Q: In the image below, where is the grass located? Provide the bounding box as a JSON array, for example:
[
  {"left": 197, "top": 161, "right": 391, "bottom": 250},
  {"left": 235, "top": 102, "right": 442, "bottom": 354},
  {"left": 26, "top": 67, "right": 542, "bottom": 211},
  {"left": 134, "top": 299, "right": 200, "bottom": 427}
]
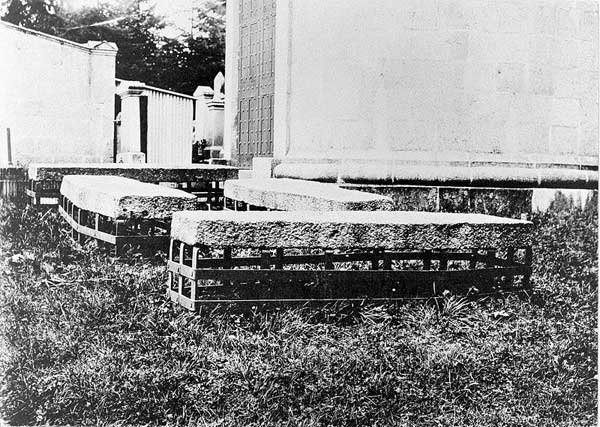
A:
[{"left": 0, "top": 196, "right": 596, "bottom": 426}]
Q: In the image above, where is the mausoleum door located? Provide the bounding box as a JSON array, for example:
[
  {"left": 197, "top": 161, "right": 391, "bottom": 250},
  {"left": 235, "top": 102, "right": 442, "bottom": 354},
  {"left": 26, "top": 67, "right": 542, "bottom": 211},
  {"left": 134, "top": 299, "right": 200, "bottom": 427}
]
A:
[{"left": 236, "top": 0, "right": 276, "bottom": 167}]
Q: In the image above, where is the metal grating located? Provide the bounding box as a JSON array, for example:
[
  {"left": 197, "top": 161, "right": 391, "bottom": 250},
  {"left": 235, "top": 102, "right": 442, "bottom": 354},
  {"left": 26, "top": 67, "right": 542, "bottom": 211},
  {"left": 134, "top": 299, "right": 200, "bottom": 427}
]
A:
[{"left": 237, "top": 0, "right": 276, "bottom": 167}]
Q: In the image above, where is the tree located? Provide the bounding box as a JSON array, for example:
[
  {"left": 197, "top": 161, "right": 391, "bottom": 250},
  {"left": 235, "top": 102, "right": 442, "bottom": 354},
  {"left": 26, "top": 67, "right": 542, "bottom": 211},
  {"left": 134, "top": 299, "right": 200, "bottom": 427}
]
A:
[
  {"left": 61, "top": 0, "right": 167, "bottom": 86},
  {"left": 1, "top": 0, "right": 65, "bottom": 35},
  {"left": 153, "top": 0, "right": 225, "bottom": 93}
]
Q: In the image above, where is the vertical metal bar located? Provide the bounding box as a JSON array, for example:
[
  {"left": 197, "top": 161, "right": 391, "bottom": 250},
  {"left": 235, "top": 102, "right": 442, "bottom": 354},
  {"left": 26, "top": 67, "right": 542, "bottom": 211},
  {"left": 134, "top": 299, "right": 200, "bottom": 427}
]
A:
[
  {"left": 168, "top": 239, "right": 175, "bottom": 262},
  {"left": 470, "top": 249, "right": 478, "bottom": 270},
  {"left": 190, "top": 247, "right": 199, "bottom": 310},
  {"left": 383, "top": 251, "right": 392, "bottom": 270},
  {"left": 260, "top": 251, "right": 271, "bottom": 269},
  {"left": 423, "top": 250, "right": 432, "bottom": 270},
  {"left": 178, "top": 242, "right": 185, "bottom": 301},
  {"left": 523, "top": 246, "right": 533, "bottom": 288},
  {"left": 486, "top": 249, "right": 495, "bottom": 268},
  {"left": 223, "top": 247, "right": 232, "bottom": 269},
  {"left": 505, "top": 247, "right": 515, "bottom": 287},
  {"left": 324, "top": 251, "right": 334, "bottom": 270},
  {"left": 506, "top": 247, "right": 516, "bottom": 266},
  {"left": 439, "top": 252, "right": 448, "bottom": 271},
  {"left": 275, "top": 248, "right": 284, "bottom": 269},
  {"left": 371, "top": 249, "right": 380, "bottom": 270},
  {"left": 76, "top": 208, "right": 82, "bottom": 244}
]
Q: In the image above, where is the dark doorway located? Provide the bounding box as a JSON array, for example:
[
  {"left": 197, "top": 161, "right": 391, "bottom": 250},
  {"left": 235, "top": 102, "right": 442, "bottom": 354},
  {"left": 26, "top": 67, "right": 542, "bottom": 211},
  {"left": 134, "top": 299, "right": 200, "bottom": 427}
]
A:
[{"left": 235, "top": 0, "right": 276, "bottom": 167}]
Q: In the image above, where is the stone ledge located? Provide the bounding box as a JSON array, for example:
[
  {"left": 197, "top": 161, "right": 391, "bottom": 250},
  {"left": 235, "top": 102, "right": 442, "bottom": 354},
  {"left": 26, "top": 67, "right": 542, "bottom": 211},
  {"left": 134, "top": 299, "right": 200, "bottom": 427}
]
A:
[
  {"left": 224, "top": 178, "right": 394, "bottom": 211},
  {"left": 273, "top": 162, "right": 598, "bottom": 189},
  {"left": 29, "top": 163, "right": 239, "bottom": 182},
  {"left": 61, "top": 175, "right": 200, "bottom": 220},
  {"left": 171, "top": 210, "right": 532, "bottom": 249}
]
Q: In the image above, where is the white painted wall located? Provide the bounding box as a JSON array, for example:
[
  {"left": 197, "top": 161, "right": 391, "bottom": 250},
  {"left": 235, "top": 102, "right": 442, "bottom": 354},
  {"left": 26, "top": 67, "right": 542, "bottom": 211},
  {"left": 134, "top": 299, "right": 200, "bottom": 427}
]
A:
[
  {"left": 0, "top": 21, "right": 117, "bottom": 165},
  {"left": 117, "top": 81, "right": 195, "bottom": 164},
  {"left": 146, "top": 89, "right": 194, "bottom": 164},
  {"left": 266, "top": 0, "right": 598, "bottom": 183}
]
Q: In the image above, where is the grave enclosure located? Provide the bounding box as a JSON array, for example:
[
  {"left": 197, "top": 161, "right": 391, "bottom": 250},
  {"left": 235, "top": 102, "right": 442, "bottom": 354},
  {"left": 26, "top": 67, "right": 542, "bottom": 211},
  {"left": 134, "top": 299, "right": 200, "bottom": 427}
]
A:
[
  {"left": 27, "top": 163, "right": 239, "bottom": 207},
  {"left": 167, "top": 211, "right": 533, "bottom": 309},
  {"left": 58, "top": 175, "right": 201, "bottom": 255}
]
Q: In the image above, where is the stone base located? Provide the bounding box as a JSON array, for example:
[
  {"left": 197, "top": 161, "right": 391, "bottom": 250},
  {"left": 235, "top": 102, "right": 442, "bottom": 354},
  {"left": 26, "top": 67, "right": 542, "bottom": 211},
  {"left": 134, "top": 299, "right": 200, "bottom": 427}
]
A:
[
  {"left": 252, "top": 157, "right": 275, "bottom": 179},
  {"left": 340, "top": 184, "right": 533, "bottom": 219}
]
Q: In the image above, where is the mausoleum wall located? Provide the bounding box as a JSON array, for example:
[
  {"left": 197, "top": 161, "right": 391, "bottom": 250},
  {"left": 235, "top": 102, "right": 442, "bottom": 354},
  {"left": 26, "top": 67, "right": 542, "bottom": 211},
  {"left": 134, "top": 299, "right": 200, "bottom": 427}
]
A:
[{"left": 266, "top": 0, "right": 598, "bottom": 186}]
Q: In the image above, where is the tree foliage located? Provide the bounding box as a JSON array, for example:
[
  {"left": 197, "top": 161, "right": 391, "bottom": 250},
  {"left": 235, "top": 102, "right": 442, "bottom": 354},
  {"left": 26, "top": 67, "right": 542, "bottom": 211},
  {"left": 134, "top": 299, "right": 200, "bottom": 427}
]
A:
[
  {"left": 1, "top": 0, "right": 226, "bottom": 94},
  {"left": 2, "top": 0, "right": 64, "bottom": 34}
]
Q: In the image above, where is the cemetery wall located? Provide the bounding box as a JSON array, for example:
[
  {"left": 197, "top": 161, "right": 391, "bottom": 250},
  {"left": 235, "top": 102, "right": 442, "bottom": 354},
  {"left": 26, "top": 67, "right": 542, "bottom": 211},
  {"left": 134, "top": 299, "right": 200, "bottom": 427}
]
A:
[{"left": 0, "top": 21, "right": 117, "bottom": 165}]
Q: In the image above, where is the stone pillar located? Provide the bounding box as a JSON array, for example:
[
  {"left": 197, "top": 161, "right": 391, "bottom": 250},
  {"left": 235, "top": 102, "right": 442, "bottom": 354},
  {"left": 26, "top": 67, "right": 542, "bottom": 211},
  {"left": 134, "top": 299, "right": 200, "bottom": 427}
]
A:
[
  {"left": 86, "top": 41, "right": 118, "bottom": 163},
  {"left": 206, "top": 99, "right": 224, "bottom": 150},
  {"left": 117, "top": 85, "right": 145, "bottom": 160},
  {"left": 223, "top": 0, "right": 240, "bottom": 161},
  {"left": 194, "top": 73, "right": 225, "bottom": 159}
]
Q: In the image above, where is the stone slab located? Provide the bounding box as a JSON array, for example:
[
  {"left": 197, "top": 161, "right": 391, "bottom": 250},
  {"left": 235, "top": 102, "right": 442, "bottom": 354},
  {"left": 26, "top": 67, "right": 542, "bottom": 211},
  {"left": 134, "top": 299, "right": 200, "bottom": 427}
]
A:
[
  {"left": 29, "top": 163, "right": 239, "bottom": 183},
  {"left": 61, "top": 175, "right": 200, "bottom": 220},
  {"left": 171, "top": 210, "right": 532, "bottom": 250},
  {"left": 224, "top": 178, "right": 394, "bottom": 211}
]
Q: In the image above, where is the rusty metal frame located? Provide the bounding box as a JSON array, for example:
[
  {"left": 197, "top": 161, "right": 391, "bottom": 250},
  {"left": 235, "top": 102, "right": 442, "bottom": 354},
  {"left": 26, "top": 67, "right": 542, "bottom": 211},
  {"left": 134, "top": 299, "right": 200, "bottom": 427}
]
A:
[
  {"left": 167, "top": 240, "right": 533, "bottom": 310},
  {"left": 28, "top": 179, "right": 227, "bottom": 209},
  {"left": 58, "top": 194, "right": 170, "bottom": 255}
]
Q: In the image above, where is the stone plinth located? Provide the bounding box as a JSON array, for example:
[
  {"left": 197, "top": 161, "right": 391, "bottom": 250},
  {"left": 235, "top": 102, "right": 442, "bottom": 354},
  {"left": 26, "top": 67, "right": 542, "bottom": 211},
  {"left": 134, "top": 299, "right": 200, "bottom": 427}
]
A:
[
  {"left": 274, "top": 162, "right": 598, "bottom": 190},
  {"left": 224, "top": 178, "right": 394, "bottom": 211},
  {"left": 171, "top": 210, "right": 532, "bottom": 250},
  {"left": 60, "top": 175, "right": 200, "bottom": 220},
  {"left": 29, "top": 163, "right": 239, "bottom": 183},
  {"left": 342, "top": 184, "right": 534, "bottom": 218}
]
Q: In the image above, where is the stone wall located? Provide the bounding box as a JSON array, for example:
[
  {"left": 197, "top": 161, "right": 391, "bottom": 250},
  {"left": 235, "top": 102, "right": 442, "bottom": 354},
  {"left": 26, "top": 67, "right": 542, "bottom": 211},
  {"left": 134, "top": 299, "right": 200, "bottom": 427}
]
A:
[{"left": 0, "top": 21, "right": 117, "bottom": 165}]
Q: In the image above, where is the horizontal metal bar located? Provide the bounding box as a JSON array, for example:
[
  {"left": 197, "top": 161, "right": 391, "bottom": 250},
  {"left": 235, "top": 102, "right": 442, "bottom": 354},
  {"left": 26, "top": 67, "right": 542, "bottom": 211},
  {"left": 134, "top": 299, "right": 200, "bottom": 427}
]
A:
[
  {"left": 167, "top": 264, "right": 531, "bottom": 283},
  {"left": 190, "top": 251, "right": 519, "bottom": 269},
  {"left": 59, "top": 205, "right": 170, "bottom": 246},
  {"left": 59, "top": 206, "right": 117, "bottom": 244}
]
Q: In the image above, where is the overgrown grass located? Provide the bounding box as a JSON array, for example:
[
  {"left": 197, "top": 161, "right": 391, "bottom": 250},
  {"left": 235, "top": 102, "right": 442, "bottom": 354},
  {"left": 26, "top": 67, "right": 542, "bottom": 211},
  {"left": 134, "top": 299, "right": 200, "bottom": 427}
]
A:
[{"left": 0, "top": 198, "right": 596, "bottom": 426}]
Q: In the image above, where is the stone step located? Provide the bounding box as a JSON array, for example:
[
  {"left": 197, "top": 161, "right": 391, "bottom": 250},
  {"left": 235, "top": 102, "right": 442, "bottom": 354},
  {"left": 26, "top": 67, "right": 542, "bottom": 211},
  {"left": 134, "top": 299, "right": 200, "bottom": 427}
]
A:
[{"left": 224, "top": 178, "right": 394, "bottom": 211}]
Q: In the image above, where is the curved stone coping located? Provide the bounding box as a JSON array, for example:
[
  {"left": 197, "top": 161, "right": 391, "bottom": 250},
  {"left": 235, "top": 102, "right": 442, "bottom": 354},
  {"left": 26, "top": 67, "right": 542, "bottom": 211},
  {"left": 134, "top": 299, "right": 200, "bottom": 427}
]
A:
[
  {"left": 274, "top": 162, "right": 598, "bottom": 189},
  {"left": 61, "top": 175, "right": 200, "bottom": 220},
  {"left": 224, "top": 178, "right": 394, "bottom": 211},
  {"left": 29, "top": 163, "right": 239, "bottom": 182},
  {"left": 171, "top": 211, "right": 532, "bottom": 250}
]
